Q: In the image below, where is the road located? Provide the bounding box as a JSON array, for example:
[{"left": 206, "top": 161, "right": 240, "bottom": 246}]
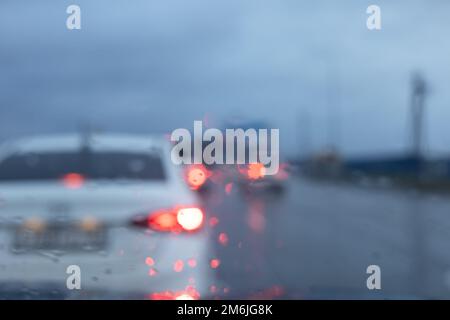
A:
[{"left": 204, "top": 175, "right": 450, "bottom": 299}]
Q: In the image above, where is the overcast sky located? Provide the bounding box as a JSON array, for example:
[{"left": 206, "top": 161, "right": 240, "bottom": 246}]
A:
[{"left": 1, "top": 0, "right": 450, "bottom": 158}]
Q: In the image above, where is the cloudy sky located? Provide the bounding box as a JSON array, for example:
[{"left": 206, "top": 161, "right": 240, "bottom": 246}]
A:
[{"left": 1, "top": 0, "right": 450, "bottom": 158}]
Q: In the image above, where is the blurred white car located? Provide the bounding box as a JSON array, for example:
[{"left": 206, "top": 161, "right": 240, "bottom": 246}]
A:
[{"left": 0, "top": 134, "right": 214, "bottom": 299}]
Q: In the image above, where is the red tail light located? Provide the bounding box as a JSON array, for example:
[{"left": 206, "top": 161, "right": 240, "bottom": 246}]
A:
[
  {"left": 131, "top": 207, "right": 204, "bottom": 232},
  {"left": 149, "top": 287, "right": 200, "bottom": 300},
  {"left": 246, "top": 163, "right": 266, "bottom": 180},
  {"left": 61, "top": 173, "right": 85, "bottom": 189},
  {"left": 176, "top": 208, "right": 203, "bottom": 231},
  {"left": 185, "top": 165, "right": 210, "bottom": 190},
  {"left": 149, "top": 209, "right": 179, "bottom": 231}
]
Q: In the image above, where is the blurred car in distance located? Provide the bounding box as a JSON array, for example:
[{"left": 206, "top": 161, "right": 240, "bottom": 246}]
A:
[{"left": 235, "top": 163, "right": 288, "bottom": 196}]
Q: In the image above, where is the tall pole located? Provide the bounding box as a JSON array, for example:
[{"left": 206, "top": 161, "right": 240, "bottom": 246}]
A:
[
  {"left": 326, "top": 63, "right": 341, "bottom": 154},
  {"left": 410, "top": 73, "right": 427, "bottom": 159},
  {"left": 297, "top": 110, "right": 311, "bottom": 159}
]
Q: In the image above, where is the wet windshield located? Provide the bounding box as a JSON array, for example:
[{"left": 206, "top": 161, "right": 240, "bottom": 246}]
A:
[{"left": 0, "top": 0, "right": 449, "bottom": 301}]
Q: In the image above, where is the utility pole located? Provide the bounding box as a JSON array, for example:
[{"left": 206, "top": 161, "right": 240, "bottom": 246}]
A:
[
  {"left": 297, "top": 110, "right": 311, "bottom": 159},
  {"left": 410, "top": 72, "right": 427, "bottom": 159}
]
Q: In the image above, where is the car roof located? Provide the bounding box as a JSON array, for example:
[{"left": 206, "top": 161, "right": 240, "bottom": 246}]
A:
[{"left": 1, "top": 133, "right": 169, "bottom": 154}]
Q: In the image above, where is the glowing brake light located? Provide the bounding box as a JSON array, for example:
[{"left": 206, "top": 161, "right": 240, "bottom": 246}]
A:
[
  {"left": 177, "top": 208, "right": 203, "bottom": 231},
  {"left": 131, "top": 207, "right": 204, "bottom": 232},
  {"left": 148, "top": 210, "right": 178, "bottom": 231},
  {"left": 185, "top": 165, "right": 210, "bottom": 190},
  {"left": 61, "top": 173, "right": 85, "bottom": 189},
  {"left": 247, "top": 163, "right": 266, "bottom": 180},
  {"left": 175, "top": 293, "right": 195, "bottom": 300},
  {"left": 149, "top": 287, "right": 200, "bottom": 300}
]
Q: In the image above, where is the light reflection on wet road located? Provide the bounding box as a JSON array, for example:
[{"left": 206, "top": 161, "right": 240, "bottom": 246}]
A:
[{"left": 204, "top": 175, "right": 450, "bottom": 299}]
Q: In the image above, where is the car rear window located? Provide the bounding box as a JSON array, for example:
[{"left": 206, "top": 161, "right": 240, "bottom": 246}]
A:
[{"left": 0, "top": 151, "right": 166, "bottom": 181}]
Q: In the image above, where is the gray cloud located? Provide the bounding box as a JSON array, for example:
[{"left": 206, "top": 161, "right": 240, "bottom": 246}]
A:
[{"left": 1, "top": 0, "right": 450, "bottom": 158}]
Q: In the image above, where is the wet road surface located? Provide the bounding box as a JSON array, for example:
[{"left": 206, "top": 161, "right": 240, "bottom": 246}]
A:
[{"left": 205, "top": 175, "right": 450, "bottom": 299}]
